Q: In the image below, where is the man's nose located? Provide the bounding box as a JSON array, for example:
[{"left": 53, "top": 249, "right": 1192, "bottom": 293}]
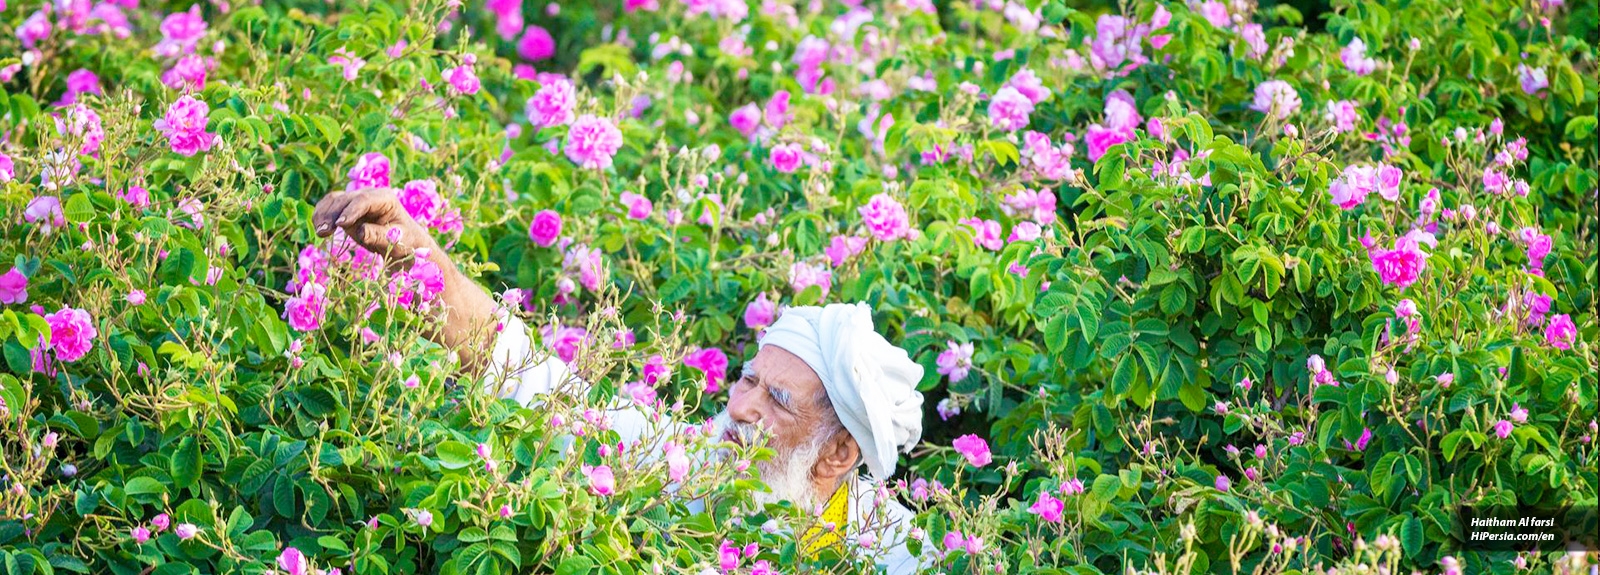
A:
[{"left": 728, "top": 386, "right": 762, "bottom": 425}]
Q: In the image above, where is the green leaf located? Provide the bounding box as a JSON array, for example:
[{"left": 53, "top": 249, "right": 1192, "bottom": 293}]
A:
[
  {"left": 309, "top": 114, "right": 343, "bottom": 146},
  {"left": 554, "top": 556, "right": 594, "bottom": 575},
  {"left": 125, "top": 477, "right": 167, "bottom": 498},
  {"left": 1091, "top": 474, "right": 1121, "bottom": 503},
  {"left": 1401, "top": 515, "right": 1423, "bottom": 557},
  {"left": 1177, "top": 382, "right": 1205, "bottom": 412},
  {"left": 171, "top": 436, "right": 203, "bottom": 491},
  {"left": 437, "top": 441, "right": 477, "bottom": 470},
  {"left": 1566, "top": 116, "right": 1597, "bottom": 141}
]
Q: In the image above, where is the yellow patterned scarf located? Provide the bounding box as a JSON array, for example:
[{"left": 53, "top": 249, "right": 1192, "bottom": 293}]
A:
[{"left": 800, "top": 479, "right": 852, "bottom": 556}]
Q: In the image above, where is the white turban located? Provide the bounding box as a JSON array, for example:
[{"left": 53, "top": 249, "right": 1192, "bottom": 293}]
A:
[{"left": 757, "top": 302, "right": 925, "bottom": 481}]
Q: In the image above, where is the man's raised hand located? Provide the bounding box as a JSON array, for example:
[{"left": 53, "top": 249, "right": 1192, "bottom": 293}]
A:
[
  {"left": 310, "top": 186, "right": 502, "bottom": 369},
  {"left": 311, "top": 187, "right": 430, "bottom": 260}
]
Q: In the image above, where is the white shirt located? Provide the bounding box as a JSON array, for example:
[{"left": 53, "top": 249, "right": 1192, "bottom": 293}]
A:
[{"left": 484, "top": 315, "right": 925, "bottom": 575}]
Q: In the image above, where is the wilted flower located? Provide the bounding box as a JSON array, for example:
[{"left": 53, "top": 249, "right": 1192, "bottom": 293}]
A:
[{"left": 1517, "top": 64, "right": 1548, "bottom": 96}]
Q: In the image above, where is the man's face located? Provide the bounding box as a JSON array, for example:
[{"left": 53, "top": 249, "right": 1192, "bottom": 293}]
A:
[{"left": 714, "top": 345, "right": 835, "bottom": 506}]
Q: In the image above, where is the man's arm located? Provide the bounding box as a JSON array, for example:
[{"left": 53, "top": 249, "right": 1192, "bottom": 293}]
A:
[{"left": 310, "top": 187, "right": 500, "bottom": 370}]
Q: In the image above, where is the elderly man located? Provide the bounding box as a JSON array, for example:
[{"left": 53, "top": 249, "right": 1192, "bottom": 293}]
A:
[{"left": 312, "top": 188, "right": 929, "bottom": 573}]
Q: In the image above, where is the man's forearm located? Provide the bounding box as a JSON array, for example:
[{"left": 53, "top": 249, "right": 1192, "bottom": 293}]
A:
[{"left": 419, "top": 244, "right": 501, "bottom": 372}]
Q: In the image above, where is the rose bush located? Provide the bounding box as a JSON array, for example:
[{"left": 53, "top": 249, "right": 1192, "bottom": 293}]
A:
[{"left": 0, "top": 0, "right": 1596, "bottom": 573}]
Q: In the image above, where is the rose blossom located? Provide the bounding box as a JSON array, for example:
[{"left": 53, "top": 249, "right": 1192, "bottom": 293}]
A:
[
  {"left": 283, "top": 283, "right": 329, "bottom": 332},
  {"left": 563, "top": 115, "right": 624, "bottom": 170},
  {"left": 789, "top": 261, "right": 832, "bottom": 297},
  {"left": 526, "top": 79, "right": 577, "bottom": 128},
  {"left": 769, "top": 143, "right": 803, "bottom": 173},
  {"left": 152, "top": 96, "right": 217, "bottom": 156},
  {"left": 743, "top": 293, "right": 776, "bottom": 330},
  {"left": 858, "top": 193, "right": 911, "bottom": 241},
  {"left": 1544, "top": 314, "right": 1576, "bottom": 349},
  {"left": 518, "top": 25, "right": 555, "bottom": 61},
  {"left": 729, "top": 103, "right": 762, "bottom": 137},
  {"left": 582, "top": 464, "right": 616, "bottom": 496},
  {"left": 1249, "top": 80, "right": 1301, "bottom": 121},
  {"left": 45, "top": 306, "right": 97, "bottom": 363},
  {"left": 528, "top": 210, "right": 563, "bottom": 247},
  {"left": 278, "top": 548, "right": 308, "bottom": 575},
  {"left": 987, "top": 86, "right": 1034, "bottom": 132},
  {"left": 619, "top": 191, "right": 653, "bottom": 220},
  {"left": 342, "top": 152, "right": 390, "bottom": 190},
  {"left": 683, "top": 347, "right": 729, "bottom": 392},
  {"left": 0, "top": 268, "right": 27, "bottom": 305},
  {"left": 936, "top": 341, "right": 974, "bottom": 382},
  {"left": 1028, "top": 490, "right": 1064, "bottom": 522},
  {"left": 952, "top": 434, "right": 992, "bottom": 467}
]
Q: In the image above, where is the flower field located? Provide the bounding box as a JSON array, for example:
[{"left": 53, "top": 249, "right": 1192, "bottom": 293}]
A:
[{"left": 1, "top": 0, "right": 1597, "bottom": 573}]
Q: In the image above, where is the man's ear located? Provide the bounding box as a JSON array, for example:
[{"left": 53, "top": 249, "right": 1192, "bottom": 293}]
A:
[{"left": 812, "top": 430, "right": 862, "bottom": 483}]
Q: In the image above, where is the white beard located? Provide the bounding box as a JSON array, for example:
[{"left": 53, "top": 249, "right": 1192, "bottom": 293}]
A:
[{"left": 710, "top": 410, "right": 823, "bottom": 510}]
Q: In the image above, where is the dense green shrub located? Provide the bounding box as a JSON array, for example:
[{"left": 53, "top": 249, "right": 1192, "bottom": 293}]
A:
[{"left": 0, "top": 0, "right": 1595, "bottom": 573}]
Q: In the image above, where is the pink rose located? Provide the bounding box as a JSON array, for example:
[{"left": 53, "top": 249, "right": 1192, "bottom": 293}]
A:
[
  {"left": 683, "top": 347, "right": 729, "bottom": 392},
  {"left": 619, "top": 191, "right": 653, "bottom": 220},
  {"left": 743, "top": 293, "right": 776, "bottom": 330},
  {"left": 152, "top": 96, "right": 217, "bottom": 157},
  {"left": 858, "top": 193, "right": 911, "bottom": 241},
  {"left": 936, "top": 341, "right": 973, "bottom": 382},
  {"left": 526, "top": 79, "right": 576, "bottom": 128},
  {"left": 283, "top": 283, "right": 329, "bottom": 332},
  {"left": 0, "top": 268, "right": 28, "bottom": 305},
  {"left": 1544, "top": 314, "right": 1576, "bottom": 350},
  {"left": 444, "top": 63, "right": 480, "bottom": 96},
  {"left": 517, "top": 25, "right": 555, "bottom": 61},
  {"left": 277, "top": 548, "right": 308, "bottom": 575},
  {"left": 345, "top": 152, "right": 390, "bottom": 190},
  {"left": 563, "top": 115, "right": 623, "bottom": 170},
  {"left": 769, "top": 143, "right": 803, "bottom": 173},
  {"left": 987, "top": 86, "right": 1033, "bottom": 132},
  {"left": 952, "top": 434, "right": 992, "bottom": 467},
  {"left": 1028, "top": 490, "right": 1064, "bottom": 522},
  {"left": 45, "top": 306, "right": 97, "bottom": 363},
  {"left": 582, "top": 464, "right": 615, "bottom": 496},
  {"left": 528, "top": 210, "right": 563, "bottom": 247},
  {"left": 729, "top": 103, "right": 761, "bottom": 137}
]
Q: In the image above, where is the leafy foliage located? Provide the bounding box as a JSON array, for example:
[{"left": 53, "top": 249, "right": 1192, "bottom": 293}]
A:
[{"left": 0, "top": 0, "right": 1596, "bottom": 573}]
